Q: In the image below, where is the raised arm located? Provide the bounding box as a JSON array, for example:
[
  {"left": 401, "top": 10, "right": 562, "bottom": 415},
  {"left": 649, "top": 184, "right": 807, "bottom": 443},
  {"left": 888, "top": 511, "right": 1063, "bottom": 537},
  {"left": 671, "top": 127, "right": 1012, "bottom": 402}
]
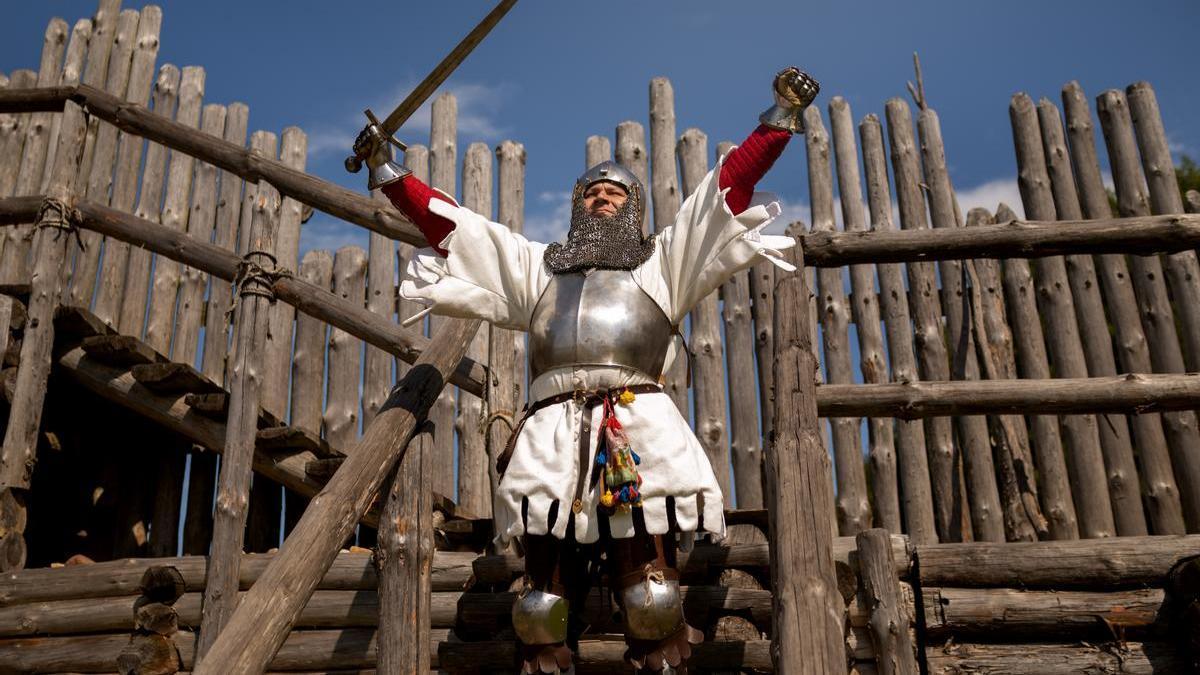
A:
[
  {"left": 719, "top": 67, "right": 820, "bottom": 214},
  {"left": 352, "top": 126, "right": 456, "bottom": 256}
]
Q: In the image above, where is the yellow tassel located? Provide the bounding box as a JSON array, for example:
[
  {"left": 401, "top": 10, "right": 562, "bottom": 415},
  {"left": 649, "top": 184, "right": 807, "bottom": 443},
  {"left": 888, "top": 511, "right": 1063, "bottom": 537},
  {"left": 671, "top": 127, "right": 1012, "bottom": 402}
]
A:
[
  {"left": 601, "top": 491, "right": 616, "bottom": 508},
  {"left": 618, "top": 388, "right": 636, "bottom": 406}
]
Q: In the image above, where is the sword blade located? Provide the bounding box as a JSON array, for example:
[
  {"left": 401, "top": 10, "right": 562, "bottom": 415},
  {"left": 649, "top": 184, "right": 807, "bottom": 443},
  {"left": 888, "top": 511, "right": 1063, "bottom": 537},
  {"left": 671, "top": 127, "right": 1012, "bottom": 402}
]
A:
[{"left": 380, "top": 0, "right": 518, "bottom": 134}]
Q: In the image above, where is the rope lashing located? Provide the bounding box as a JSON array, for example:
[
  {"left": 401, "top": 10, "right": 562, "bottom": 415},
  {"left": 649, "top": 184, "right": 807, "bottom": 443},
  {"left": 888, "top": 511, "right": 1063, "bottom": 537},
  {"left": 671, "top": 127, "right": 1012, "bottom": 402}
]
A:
[
  {"left": 34, "top": 197, "right": 85, "bottom": 250},
  {"left": 224, "top": 250, "right": 293, "bottom": 325}
]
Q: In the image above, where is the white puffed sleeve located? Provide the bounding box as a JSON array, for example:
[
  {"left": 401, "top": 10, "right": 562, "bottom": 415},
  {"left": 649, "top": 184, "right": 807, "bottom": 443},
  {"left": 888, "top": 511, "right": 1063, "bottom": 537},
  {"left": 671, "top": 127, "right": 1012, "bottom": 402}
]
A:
[
  {"left": 632, "top": 150, "right": 796, "bottom": 324},
  {"left": 399, "top": 197, "right": 550, "bottom": 331}
]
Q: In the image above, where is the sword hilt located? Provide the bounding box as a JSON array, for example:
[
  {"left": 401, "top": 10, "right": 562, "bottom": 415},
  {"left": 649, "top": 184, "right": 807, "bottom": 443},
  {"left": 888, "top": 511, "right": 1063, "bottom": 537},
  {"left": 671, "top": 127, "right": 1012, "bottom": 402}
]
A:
[{"left": 345, "top": 109, "right": 409, "bottom": 174}]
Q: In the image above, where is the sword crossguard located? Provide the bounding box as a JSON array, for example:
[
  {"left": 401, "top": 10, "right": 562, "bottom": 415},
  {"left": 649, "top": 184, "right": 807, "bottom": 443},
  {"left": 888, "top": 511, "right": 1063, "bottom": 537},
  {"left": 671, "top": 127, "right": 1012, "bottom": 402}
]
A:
[{"left": 345, "top": 109, "right": 408, "bottom": 173}]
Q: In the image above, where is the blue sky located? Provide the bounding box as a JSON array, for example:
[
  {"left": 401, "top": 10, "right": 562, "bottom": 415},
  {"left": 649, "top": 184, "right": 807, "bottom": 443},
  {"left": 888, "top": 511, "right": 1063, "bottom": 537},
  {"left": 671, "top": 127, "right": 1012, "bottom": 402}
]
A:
[{"left": 4, "top": 0, "right": 1198, "bottom": 254}]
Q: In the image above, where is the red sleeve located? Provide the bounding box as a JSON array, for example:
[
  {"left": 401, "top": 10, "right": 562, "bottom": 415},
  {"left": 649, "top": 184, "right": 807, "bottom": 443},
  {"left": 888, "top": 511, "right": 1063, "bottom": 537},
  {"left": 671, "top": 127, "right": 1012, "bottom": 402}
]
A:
[
  {"left": 718, "top": 124, "right": 792, "bottom": 215},
  {"left": 381, "top": 174, "right": 456, "bottom": 257}
]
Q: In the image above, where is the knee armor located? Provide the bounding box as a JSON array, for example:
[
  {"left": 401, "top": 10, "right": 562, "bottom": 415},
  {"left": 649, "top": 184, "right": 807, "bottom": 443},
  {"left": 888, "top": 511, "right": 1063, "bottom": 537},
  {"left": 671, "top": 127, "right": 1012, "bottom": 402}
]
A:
[
  {"left": 512, "top": 586, "right": 569, "bottom": 645},
  {"left": 620, "top": 573, "right": 685, "bottom": 641}
]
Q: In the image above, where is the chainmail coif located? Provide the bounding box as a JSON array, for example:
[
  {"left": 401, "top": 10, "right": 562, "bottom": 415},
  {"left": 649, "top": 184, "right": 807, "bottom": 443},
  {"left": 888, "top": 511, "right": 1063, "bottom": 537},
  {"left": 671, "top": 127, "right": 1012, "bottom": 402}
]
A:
[{"left": 543, "top": 183, "right": 655, "bottom": 275}]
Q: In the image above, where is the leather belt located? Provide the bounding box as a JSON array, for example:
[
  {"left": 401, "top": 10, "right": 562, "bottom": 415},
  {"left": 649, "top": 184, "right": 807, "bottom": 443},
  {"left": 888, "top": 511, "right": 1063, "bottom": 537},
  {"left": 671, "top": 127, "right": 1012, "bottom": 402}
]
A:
[{"left": 496, "top": 384, "right": 663, "bottom": 515}]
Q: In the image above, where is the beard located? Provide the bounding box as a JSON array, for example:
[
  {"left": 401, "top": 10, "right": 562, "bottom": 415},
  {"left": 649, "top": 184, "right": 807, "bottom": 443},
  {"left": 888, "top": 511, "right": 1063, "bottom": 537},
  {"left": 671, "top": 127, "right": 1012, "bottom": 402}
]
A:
[{"left": 543, "top": 190, "right": 656, "bottom": 275}]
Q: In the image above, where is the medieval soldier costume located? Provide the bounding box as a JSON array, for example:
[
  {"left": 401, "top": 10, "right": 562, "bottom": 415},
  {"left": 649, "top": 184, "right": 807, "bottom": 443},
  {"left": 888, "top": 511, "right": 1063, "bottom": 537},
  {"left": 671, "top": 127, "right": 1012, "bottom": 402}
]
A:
[{"left": 355, "top": 67, "right": 818, "bottom": 673}]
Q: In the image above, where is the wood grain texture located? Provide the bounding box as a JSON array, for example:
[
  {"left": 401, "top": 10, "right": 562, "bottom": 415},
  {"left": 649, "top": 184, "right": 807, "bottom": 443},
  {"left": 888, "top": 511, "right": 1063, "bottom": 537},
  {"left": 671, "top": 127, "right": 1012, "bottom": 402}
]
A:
[
  {"left": 324, "top": 246, "right": 367, "bottom": 450},
  {"left": 855, "top": 529, "right": 917, "bottom": 675},
  {"left": 615, "top": 120, "right": 650, "bottom": 236},
  {"left": 585, "top": 134, "right": 610, "bottom": 169},
  {"left": 427, "top": 92, "right": 457, "bottom": 502}
]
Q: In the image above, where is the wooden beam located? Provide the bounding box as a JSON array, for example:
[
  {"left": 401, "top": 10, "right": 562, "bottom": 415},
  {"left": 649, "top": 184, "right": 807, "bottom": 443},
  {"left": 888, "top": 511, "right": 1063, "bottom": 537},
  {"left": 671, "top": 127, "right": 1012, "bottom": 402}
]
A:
[
  {"left": 194, "top": 318, "right": 482, "bottom": 674},
  {"left": 0, "top": 195, "right": 487, "bottom": 395},
  {"left": 923, "top": 586, "right": 1164, "bottom": 638},
  {"left": 855, "top": 529, "right": 917, "bottom": 675},
  {"left": 917, "top": 534, "right": 1200, "bottom": 588},
  {"left": 815, "top": 373, "right": 1200, "bottom": 419},
  {"left": 924, "top": 641, "right": 1180, "bottom": 674},
  {"left": 767, "top": 232, "right": 847, "bottom": 672}
]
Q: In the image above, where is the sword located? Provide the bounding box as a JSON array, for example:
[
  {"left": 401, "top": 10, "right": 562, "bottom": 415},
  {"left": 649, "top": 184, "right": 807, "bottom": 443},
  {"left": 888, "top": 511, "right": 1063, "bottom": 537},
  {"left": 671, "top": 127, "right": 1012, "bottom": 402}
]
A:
[{"left": 345, "top": 0, "right": 519, "bottom": 173}]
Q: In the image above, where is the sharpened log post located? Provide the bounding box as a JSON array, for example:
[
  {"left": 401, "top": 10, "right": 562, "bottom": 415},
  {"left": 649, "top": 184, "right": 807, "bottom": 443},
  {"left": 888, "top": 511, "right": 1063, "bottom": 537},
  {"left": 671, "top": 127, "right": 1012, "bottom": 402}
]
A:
[
  {"left": 1011, "top": 92, "right": 1115, "bottom": 540},
  {"left": 806, "top": 106, "right": 869, "bottom": 535},
  {"left": 456, "top": 142, "right": 492, "bottom": 517},
  {"left": 487, "top": 140, "right": 526, "bottom": 505},
  {"left": 192, "top": 317, "right": 482, "bottom": 675},
  {"left": 829, "top": 99, "right": 899, "bottom": 533},
  {"left": 1063, "top": 81, "right": 1186, "bottom": 536},
  {"left": 916, "top": 104, "right": 1004, "bottom": 542},
  {"left": 196, "top": 150, "right": 282, "bottom": 657},
  {"left": 767, "top": 235, "right": 847, "bottom": 673},
  {"left": 648, "top": 78, "right": 689, "bottom": 418},
  {"left": 585, "top": 134, "right": 611, "bottom": 169},
  {"left": 376, "top": 423, "right": 434, "bottom": 674},
  {"left": 859, "top": 114, "right": 936, "bottom": 543},
  {"left": 995, "top": 202, "right": 1079, "bottom": 540},
  {"left": 678, "top": 129, "right": 733, "bottom": 507},
  {"left": 615, "top": 121, "right": 650, "bottom": 236},
  {"left": 855, "top": 529, "right": 917, "bottom": 675},
  {"left": 1036, "top": 97, "right": 1147, "bottom": 537},
  {"left": 885, "top": 99, "right": 960, "bottom": 543},
  {"left": 428, "top": 93, "right": 458, "bottom": 503},
  {"left": 0, "top": 23, "right": 92, "bottom": 573}
]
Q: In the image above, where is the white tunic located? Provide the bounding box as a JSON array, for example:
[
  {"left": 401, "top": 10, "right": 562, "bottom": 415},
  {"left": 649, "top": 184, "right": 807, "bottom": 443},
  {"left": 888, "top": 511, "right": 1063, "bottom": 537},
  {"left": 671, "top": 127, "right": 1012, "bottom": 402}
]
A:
[{"left": 400, "top": 157, "right": 795, "bottom": 545}]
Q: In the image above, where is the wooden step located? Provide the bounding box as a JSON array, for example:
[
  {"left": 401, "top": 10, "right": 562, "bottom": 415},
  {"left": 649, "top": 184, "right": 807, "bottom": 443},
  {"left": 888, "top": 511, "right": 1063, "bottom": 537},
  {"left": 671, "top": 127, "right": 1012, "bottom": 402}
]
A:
[
  {"left": 131, "top": 363, "right": 220, "bottom": 396},
  {"left": 258, "top": 425, "right": 337, "bottom": 459},
  {"left": 80, "top": 335, "right": 163, "bottom": 367},
  {"left": 183, "top": 392, "right": 283, "bottom": 429},
  {"left": 53, "top": 305, "right": 114, "bottom": 341}
]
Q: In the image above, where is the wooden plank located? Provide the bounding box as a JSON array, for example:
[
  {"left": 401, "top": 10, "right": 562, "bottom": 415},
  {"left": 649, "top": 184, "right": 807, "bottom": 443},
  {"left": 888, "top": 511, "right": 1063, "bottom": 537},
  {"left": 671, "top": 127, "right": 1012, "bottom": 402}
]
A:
[
  {"left": 855, "top": 529, "right": 917, "bottom": 675},
  {"left": 258, "top": 426, "right": 336, "bottom": 460},
  {"left": 427, "top": 93, "right": 458, "bottom": 503},
  {"left": 678, "top": 129, "right": 733, "bottom": 508},
  {"left": 90, "top": 6, "right": 162, "bottom": 327},
  {"left": 885, "top": 99, "right": 960, "bottom": 543},
  {"left": 324, "top": 246, "right": 367, "bottom": 450},
  {"left": 1011, "top": 92, "right": 1115, "bottom": 539},
  {"left": 197, "top": 140, "right": 282, "bottom": 657},
  {"left": 455, "top": 142, "right": 492, "bottom": 516},
  {"left": 615, "top": 120, "right": 650, "bottom": 236},
  {"left": 807, "top": 106, "right": 869, "bottom": 535},
  {"left": 829, "top": 99, "right": 899, "bottom": 532},
  {"left": 0, "top": 70, "right": 39, "bottom": 203},
  {"left": 925, "top": 641, "right": 1179, "bottom": 674},
  {"left": 0, "top": 21, "right": 88, "bottom": 572},
  {"left": 199, "top": 102, "right": 249, "bottom": 383},
  {"left": 192, "top": 319, "right": 482, "bottom": 674},
  {"left": 142, "top": 63, "right": 204, "bottom": 355},
  {"left": 0, "top": 18, "right": 68, "bottom": 290},
  {"left": 648, "top": 78, "right": 689, "bottom": 417},
  {"left": 66, "top": 8, "right": 139, "bottom": 309},
  {"left": 995, "top": 202, "right": 1079, "bottom": 540},
  {"left": 80, "top": 334, "right": 162, "bottom": 366},
  {"left": 131, "top": 361, "right": 221, "bottom": 395},
  {"left": 171, "top": 103, "right": 227, "bottom": 368},
  {"left": 859, "top": 114, "right": 935, "bottom": 543},
  {"left": 916, "top": 104, "right": 1003, "bottom": 542},
  {"left": 68, "top": 0, "right": 121, "bottom": 200},
  {"left": 376, "top": 423, "right": 434, "bottom": 673},
  {"left": 1062, "top": 81, "right": 1185, "bottom": 535},
  {"left": 117, "top": 64, "right": 180, "bottom": 337},
  {"left": 1037, "top": 97, "right": 1147, "bottom": 536},
  {"left": 363, "top": 196, "right": 395, "bottom": 430},
  {"left": 767, "top": 224, "right": 847, "bottom": 672},
  {"left": 486, "top": 140, "right": 525, "bottom": 504},
  {"left": 585, "top": 134, "right": 610, "bottom": 169},
  {"left": 396, "top": 143, "right": 430, "bottom": 381},
  {"left": 917, "top": 534, "right": 1200, "bottom": 587}
]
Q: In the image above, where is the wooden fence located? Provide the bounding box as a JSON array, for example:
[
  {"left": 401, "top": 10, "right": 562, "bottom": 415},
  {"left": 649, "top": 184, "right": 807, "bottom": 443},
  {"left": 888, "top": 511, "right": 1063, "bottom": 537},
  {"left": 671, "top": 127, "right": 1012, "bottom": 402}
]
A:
[{"left": 3, "top": 3, "right": 1200, "bottom": 573}]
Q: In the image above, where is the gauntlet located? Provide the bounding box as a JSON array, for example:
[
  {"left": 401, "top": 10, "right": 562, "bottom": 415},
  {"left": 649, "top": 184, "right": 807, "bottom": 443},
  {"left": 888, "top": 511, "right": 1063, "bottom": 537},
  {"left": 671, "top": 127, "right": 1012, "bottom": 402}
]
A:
[{"left": 759, "top": 66, "right": 820, "bottom": 134}]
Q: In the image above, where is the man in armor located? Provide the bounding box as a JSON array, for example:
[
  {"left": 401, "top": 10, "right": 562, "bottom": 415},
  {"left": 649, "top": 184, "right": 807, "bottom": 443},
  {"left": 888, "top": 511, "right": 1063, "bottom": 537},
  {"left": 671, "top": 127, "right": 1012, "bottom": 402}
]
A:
[{"left": 355, "top": 67, "right": 818, "bottom": 674}]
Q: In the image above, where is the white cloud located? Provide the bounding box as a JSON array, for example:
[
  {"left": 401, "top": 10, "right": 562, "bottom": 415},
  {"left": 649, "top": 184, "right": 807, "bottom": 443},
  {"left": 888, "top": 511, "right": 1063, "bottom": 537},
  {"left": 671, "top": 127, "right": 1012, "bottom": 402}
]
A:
[
  {"left": 298, "top": 214, "right": 369, "bottom": 258},
  {"left": 522, "top": 190, "right": 572, "bottom": 243},
  {"left": 954, "top": 178, "right": 1026, "bottom": 220},
  {"left": 306, "top": 80, "right": 514, "bottom": 160}
]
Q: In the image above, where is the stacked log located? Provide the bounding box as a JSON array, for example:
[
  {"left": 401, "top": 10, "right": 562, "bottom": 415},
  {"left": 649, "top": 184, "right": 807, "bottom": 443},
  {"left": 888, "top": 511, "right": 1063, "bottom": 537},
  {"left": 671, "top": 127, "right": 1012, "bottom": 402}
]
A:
[{"left": 117, "top": 566, "right": 185, "bottom": 674}]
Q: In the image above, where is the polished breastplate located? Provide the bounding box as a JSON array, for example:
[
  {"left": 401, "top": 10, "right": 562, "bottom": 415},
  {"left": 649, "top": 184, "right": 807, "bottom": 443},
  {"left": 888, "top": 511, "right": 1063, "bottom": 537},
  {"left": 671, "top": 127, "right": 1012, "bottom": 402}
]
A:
[{"left": 528, "top": 270, "right": 673, "bottom": 382}]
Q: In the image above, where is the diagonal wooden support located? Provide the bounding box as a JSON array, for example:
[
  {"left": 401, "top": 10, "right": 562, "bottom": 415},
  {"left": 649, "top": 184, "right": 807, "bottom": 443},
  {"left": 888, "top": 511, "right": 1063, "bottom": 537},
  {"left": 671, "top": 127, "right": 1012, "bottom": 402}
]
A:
[
  {"left": 196, "top": 149, "right": 282, "bottom": 657},
  {"left": 0, "top": 62, "right": 91, "bottom": 573},
  {"left": 767, "top": 240, "right": 847, "bottom": 674},
  {"left": 193, "top": 317, "right": 481, "bottom": 674}
]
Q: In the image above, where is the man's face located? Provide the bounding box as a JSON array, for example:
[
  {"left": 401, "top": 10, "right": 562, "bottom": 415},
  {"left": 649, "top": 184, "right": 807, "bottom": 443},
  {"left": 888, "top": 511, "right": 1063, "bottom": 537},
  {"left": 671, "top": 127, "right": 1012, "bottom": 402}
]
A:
[{"left": 581, "top": 181, "right": 629, "bottom": 218}]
